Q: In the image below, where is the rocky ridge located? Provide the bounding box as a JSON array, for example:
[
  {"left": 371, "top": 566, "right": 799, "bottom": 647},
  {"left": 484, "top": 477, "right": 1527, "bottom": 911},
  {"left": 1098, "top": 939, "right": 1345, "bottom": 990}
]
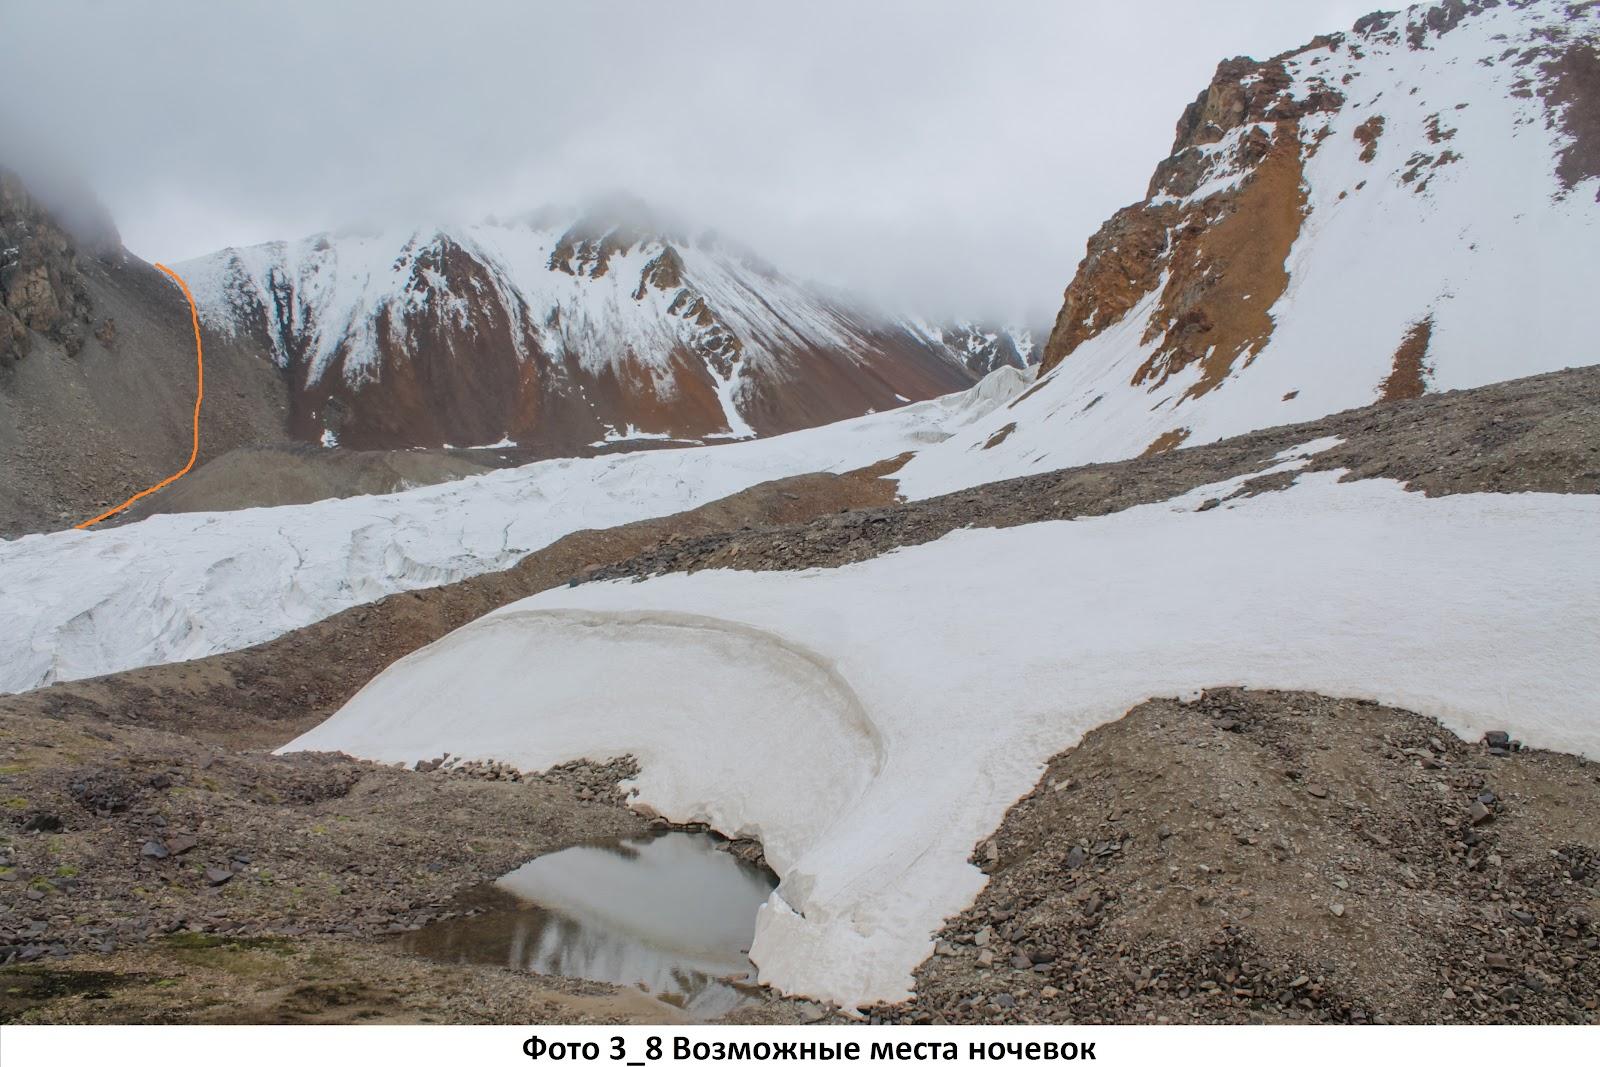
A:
[
  {"left": 0, "top": 165, "right": 294, "bottom": 539},
  {"left": 879, "top": 690, "right": 1598, "bottom": 1024},
  {"left": 907, "top": 0, "right": 1598, "bottom": 494},
  {"left": 590, "top": 365, "right": 1600, "bottom": 582},
  {"left": 924, "top": 321, "right": 1040, "bottom": 376},
  {"left": 1041, "top": 0, "right": 1598, "bottom": 388}
]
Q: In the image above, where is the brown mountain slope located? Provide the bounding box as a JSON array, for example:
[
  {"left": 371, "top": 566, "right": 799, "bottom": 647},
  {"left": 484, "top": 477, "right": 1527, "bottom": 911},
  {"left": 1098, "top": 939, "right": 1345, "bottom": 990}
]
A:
[
  {"left": 0, "top": 167, "right": 292, "bottom": 538},
  {"left": 179, "top": 208, "right": 978, "bottom": 452}
]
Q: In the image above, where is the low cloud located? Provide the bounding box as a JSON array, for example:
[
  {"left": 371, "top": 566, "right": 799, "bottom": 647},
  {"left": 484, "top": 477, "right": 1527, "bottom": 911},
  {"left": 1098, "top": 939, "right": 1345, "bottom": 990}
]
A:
[{"left": 0, "top": 0, "right": 1372, "bottom": 323}]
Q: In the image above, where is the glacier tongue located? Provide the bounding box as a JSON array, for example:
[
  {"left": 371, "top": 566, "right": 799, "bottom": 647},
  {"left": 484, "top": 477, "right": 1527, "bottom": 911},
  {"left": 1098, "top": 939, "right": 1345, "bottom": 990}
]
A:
[{"left": 0, "top": 368, "right": 1030, "bottom": 696}]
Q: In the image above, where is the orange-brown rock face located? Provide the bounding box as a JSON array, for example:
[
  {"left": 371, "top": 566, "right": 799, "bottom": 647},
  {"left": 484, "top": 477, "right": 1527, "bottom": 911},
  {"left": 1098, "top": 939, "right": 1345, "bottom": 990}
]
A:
[
  {"left": 1039, "top": 0, "right": 1598, "bottom": 411},
  {"left": 1040, "top": 49, "right": 1344, "bottom": 394}
]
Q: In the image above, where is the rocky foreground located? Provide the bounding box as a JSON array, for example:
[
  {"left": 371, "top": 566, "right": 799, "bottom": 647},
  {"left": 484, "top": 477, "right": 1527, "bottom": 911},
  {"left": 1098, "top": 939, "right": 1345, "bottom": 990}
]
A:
[
  {"left": 886, "top": 691, "right": 1598, "bottom": 1024},
  {"left": 1, "top": 367, "right": 1596, "bottom": 1023}
]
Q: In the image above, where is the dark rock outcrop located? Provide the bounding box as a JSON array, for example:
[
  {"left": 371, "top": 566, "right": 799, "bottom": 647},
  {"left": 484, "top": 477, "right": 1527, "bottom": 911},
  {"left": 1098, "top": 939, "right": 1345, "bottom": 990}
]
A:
[{"left": 0, "top": 169, "right": 97, "bottom": 363}]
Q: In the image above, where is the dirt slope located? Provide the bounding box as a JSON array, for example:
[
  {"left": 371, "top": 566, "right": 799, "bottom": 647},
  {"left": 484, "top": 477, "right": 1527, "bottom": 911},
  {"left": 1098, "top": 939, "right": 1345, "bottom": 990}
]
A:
[
  {"left": 117, "top": 445, "right": 511, "bottom": 521},
  {"left": 116, "top": 439, "right": 733, "bottom": 522}
]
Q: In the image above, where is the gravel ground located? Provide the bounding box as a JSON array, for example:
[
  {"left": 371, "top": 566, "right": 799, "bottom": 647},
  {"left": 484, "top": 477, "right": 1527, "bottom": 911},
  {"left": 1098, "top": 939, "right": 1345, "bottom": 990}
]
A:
[
  {"left": 113, "top": 437, "right": 719, "bottom": 525},
  {"left": 875, "top": 690, "right": 1599, "bottom": 1025},
  {"left": 0, "top": 708, "right": 829, "bottom": 1024}
]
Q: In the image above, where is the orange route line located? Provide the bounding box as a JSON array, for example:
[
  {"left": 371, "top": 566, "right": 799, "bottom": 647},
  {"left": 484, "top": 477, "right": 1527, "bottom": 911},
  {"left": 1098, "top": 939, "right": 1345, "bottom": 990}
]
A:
[{"left": 75, "top": 263, "right": 205, "bottom": 529}]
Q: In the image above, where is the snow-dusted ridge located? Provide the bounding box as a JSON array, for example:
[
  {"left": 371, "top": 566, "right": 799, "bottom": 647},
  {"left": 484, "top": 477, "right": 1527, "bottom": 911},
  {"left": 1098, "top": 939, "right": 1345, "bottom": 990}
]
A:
[
  {"left": 915, "top": 320, "right": 1039, "bottom": 376},
  {"left": 285, "top": 456, "right": 1600, "bottom": 1007},
  {"left": 184, "top": 221, "right": 858, "bottom": 388}
]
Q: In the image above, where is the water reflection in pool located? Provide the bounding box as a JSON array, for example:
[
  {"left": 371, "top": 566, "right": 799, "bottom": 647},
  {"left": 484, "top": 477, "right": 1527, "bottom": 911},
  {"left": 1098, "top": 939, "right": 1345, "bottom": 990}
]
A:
[{"left": 401, "top": 832, "right": 777, "bottom": 1017}]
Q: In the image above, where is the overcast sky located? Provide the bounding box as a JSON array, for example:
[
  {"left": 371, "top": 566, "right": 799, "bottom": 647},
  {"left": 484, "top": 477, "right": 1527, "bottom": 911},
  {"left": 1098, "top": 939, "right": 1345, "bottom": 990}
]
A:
[{"left": 0, "top": 1, "right": 1373, "bottom": 323}]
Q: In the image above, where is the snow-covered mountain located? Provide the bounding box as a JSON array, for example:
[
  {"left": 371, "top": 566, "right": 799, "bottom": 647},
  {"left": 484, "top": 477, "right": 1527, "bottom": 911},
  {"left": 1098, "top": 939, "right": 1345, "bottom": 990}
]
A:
[
  {"left": 179, "top": 200, "right": 979, "bottom": 450},
  {"left": 919, "top": 321, "right": 1040, "bottom": 375},
  {"left": 898, "top": 0, "right": 1599, "bottom": 494}
]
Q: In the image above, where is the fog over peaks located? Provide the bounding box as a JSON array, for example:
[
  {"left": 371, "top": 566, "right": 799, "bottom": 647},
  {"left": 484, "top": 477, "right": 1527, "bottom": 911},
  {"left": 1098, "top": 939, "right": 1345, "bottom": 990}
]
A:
[{"left": 0, "top": 0, "right": 1372, "bottom": 323}]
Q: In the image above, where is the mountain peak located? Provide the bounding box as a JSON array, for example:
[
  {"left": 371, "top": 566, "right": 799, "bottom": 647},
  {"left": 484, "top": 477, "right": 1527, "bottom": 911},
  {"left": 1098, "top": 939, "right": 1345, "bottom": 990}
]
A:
[{"left": 179, "top": 208, "right": 981, "bottom": 451}]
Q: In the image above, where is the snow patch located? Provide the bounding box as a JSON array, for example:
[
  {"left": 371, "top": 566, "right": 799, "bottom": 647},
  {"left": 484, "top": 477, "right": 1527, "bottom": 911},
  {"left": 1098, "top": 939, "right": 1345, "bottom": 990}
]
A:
[{"left": 287, "top": 471, "right": 1600, "bottom": 1007}]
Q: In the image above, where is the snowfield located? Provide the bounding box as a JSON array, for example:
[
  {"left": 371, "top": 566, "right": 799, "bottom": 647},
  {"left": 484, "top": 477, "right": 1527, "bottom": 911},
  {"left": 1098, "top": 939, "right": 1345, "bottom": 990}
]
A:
[
  {"left": 285, "top": 460, "right": 1600, "bottom": 1008},
  {"left": 0, "top": 368, "right": 1028, "bottom": 695}
]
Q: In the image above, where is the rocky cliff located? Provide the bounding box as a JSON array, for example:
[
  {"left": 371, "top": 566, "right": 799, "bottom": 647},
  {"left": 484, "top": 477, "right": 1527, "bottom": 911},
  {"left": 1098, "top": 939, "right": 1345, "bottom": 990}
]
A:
[
  {"left": 891, "top": 0, "right": 1600, "bottom": 494},
  {"left": 925, "top": 321, "right": 1040, "bottom": 376},
  {"left": 1040, "top": 0, "right": 1598, "bottom": 398},
  {"left": 0, "top": 168, "right": 106, "bottom": 365}
]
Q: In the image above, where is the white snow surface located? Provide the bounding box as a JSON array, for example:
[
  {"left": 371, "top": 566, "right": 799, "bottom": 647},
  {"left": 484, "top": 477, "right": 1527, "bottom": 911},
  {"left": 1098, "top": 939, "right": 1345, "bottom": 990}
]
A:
[
  {"left": 285, "top": 459, "right": 1600, "bottom": 1008},
  {"left": 901, "top": 0, "right": 1600, "bottom": 496},
  {"left": 0, "top": 368, "right": 1029, "bottom": 695}
]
